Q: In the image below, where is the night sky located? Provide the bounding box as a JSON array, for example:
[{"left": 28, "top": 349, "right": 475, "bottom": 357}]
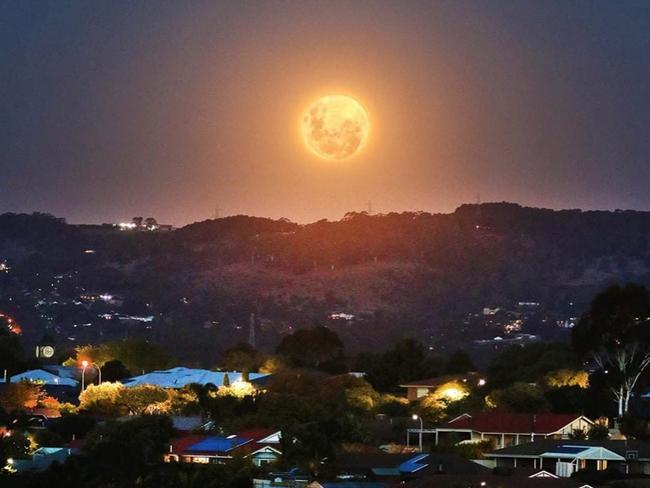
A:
[{"left": 1, "top": 1, "right": 649, "bottom": 225}]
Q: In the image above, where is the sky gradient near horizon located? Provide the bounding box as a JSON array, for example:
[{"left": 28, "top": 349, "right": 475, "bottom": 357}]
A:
[{"left": 1, "top": 1, "right": 649, "bottom": 225}]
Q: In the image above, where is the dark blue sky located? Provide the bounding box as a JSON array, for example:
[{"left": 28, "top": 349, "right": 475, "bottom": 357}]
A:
[{"left": 1, "top": 1, "right": 649, "bottom": 224}]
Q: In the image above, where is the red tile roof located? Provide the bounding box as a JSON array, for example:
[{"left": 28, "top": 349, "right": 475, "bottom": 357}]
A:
[
  {"left": 441, "top": 412, "right": 587, "bottom": 435},
  {"left": 236, "top": 428, "right": 278, "bottom": 442},
  {"left": 28, "top": 408, "right": 62, "bottom": 418}
]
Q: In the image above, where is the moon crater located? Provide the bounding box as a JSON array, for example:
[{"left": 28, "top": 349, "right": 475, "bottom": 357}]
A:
[{"left": 301, "top": 95, "right": 369, "bottom": 160}]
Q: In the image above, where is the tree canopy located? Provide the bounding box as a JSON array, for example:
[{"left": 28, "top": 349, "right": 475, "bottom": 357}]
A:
[
  {"left": 276, "top": 326, "right": 344, "bottom": 371},
  {"left": 572, "top": 283, "right": 650, "bottom": 416}
]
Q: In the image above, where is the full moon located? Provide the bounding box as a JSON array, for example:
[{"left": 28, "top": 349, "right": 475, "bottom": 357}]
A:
[{"left": 301, "top": 95, "right": 369, "bottom": 160}]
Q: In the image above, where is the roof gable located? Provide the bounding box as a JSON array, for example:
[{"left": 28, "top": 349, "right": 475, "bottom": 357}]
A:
[
  {"left": 529, "top": 470, "right": 558, "bottom": 478},
  {"left": 250, "top": 445, "right": 282, "bottom": 456},
  {"left": 236, "top": 428, "right": 280, "bottom": 443},
  {"left": 540, "top": 445, "right": 625, "bottom": 461}
]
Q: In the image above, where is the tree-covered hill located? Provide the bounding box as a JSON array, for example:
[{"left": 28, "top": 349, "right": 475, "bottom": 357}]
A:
[{"left": 2, "top": 203, "right": 650, "bottom": 360}]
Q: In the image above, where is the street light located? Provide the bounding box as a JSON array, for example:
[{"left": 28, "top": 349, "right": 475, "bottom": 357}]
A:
[
  {"left": 412, "top": 414, "right": 424, "bottom": 453},
  {"left": 80, "top": 360, "right": 102, "bottom": 391}
]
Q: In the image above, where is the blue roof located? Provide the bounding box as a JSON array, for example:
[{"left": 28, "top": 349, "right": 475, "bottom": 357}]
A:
[
  {"left": 5, "top": 369, "right": 78, "bottom": 387},
  {"left": 187, "top": 436, "right": 251, "bottom": 453},
  {"left": 551, "top": 445, "right": 590, "bottom": 455},
  {"left": 122, "top": 367, "right": 270, "bottom": 388},
  {"left": 398, "top": 453, "right": 429, "bottom": 473}
]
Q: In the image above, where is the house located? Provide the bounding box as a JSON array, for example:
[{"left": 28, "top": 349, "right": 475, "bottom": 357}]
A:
[
  {"left": 392, "top": 473, "right": 594, "bottom": 488},
  {"left": 325, "top": 452, "right": 488, "bottom": 482},
  {"left": 2, "top": 369, "right": 78, "bottom": 387},
  {"left": 122, "top": 367, "right": 270, "bottom": 389},
  {"left": 165, "top": 428, "right": 282, "bottom": 466},
  {"left": 42, "top": 365, "right": 77, "bottom": 380},
  {"left": 400, "top": 373, "right": 485, "bottom": 401},
  {"left": 9, "top": 447, "right": 76, "bottom": 472},
  {"left": 0, "top": 368, "right": 79, "bottom": 404},
  {"left": 3, "top": 408, "right": 63, "bottom": 430},
  {"left": 431, "top": 412, "right": 594, "bottom": 448},
  {"left": 253, "top": 468, "right": 310, "bottom": 488},
  {"left": 486, "top": 439, "right": 650, "bottom": 476}
]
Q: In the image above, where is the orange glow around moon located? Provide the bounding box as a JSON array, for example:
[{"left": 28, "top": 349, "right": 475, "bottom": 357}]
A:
[{"left": 301, "top": 95, "right": 370, "bottom": 160}]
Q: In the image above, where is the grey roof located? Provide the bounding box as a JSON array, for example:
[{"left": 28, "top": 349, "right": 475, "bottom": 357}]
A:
[
  {"left": 171, "top": 416, "right": 205, "bottom": 431},
  {"left": 487, "top": 439, "right": 650, "bottom": 459}
]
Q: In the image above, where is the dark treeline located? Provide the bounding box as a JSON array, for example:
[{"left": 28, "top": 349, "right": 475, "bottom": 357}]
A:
[{"left": 3, "top": 203, "right": 650, "bottom": 271}]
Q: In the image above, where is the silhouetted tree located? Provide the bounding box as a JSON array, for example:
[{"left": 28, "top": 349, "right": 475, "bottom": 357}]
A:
[
  {"left": 102, "top": 359, "right": 131, "bottom": 382},
  {"left": 444, "top": 350, "right": 475, "bottom": 374},
  {"left": 276, "top": 326, "right": 344, "bottom": 370},
  {"left": 572, "top": 284, "right": 650, "bottom": 416}
]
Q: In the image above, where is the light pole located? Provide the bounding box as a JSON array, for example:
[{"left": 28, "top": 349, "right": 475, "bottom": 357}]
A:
[
  {"left": 412, "top": 414, "right": 424, "bottom": 452},
  {"left": 81, "top": 361, "right": 87, "bottom": 391},
  {"left": 80, "top": 360, "right": 102, "bottom": 391}
]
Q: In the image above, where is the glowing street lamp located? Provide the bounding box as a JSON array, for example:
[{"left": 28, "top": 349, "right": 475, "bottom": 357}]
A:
[
  {"left": 412, "top": 414, "right": 424, "bottom": 452},
  {"left": 4, "top": 457, "right": 16, "bottom": 474},
  {"left": 80, "top": 360, "right": 102, "bottom": 391}
]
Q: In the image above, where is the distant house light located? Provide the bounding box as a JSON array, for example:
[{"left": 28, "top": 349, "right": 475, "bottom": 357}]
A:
[{"left": 329, "top": 312, "right": 355, "bottom": 321}]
